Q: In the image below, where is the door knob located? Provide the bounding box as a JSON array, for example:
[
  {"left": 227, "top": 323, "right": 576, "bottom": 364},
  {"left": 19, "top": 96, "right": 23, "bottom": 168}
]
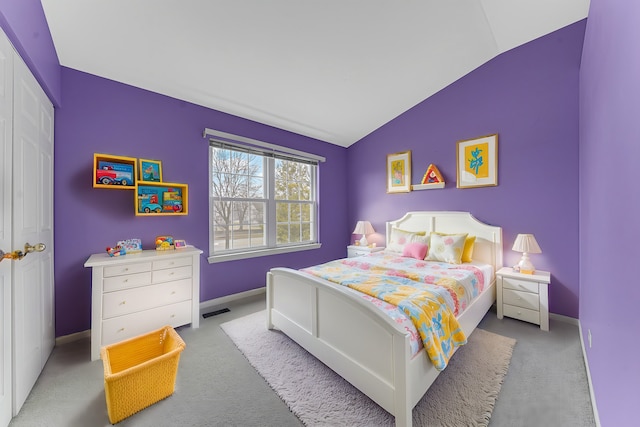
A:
[
  {"left": 24, "top": 242, "right": 46, "bottom": 254},
  {"left": 0, "top": 243, "right": 45, "bottom": 262}
]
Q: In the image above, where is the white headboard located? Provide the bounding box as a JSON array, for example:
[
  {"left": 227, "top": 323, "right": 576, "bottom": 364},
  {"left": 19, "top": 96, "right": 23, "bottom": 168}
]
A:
[{"left": 387, "top": 211, "right": 503, "bottom": 270}]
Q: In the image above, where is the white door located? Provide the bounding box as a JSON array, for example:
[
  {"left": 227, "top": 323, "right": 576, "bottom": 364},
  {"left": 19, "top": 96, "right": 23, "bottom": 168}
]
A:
[
  {"left": 11, "top": 50, "right": 55, "bottom": 415},
  {"left": 0, "top": 26, "right": 14, "bottom": 427}
]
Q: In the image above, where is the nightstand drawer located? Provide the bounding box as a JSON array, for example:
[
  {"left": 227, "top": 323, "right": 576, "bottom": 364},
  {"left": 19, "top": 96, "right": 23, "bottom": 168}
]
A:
[
  {"left": 502, "top": 276, "right": 539, "bottom": 294},
  {"left": 503, "top": 304, "right": 540, "bottom": 325},
  {"left": 503, "top": 288, "right": 540, "bottom": 311}
]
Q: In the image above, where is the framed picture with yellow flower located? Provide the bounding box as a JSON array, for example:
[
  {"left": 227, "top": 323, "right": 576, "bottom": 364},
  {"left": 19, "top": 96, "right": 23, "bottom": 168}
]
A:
[
  {"left": 386, "top": 151, "right": 412, "bottom": 193},
  {"left": 456, "top": 134, "right": 498, "bottom": 189}
]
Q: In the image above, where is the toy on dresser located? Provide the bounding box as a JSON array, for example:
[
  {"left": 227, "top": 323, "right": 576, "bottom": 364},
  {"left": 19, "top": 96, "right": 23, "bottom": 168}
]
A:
[{"left": 106, "top": 245, "right": 126, "bottom": 257}]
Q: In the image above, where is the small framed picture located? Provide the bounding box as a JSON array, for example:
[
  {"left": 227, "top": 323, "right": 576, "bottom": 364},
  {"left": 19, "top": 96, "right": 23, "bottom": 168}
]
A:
[
  {"left": 386, "top": 151, "right": 412, "bottom": 193},
  {"left": 174, "top": 239, "right": 187, "bottom": 249},
  {"left": 139, "top": 159, "right": 163, "bottom": 182},
  {"left": 456, "top": 134, "right": 498, "bottom": 189}
]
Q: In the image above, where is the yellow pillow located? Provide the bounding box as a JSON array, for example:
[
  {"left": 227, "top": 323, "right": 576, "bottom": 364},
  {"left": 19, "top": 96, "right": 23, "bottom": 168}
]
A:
[{"left": 462, "top": 235, "right": 476, "bottom": 263}]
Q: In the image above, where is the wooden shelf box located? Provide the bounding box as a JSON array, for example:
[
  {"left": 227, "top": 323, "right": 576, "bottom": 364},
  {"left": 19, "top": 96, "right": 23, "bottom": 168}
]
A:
[
  {"left": 135, "top": 181, "right": 188, "bottom": 216},
  {"left": 93, "top": 153, "right": 137, "bottom": 189}
]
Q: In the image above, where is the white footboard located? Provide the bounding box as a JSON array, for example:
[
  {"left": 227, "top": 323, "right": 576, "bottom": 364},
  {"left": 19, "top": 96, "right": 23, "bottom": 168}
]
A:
[{"left": 268, "top": 267, "right": 422, "bottom": 427}]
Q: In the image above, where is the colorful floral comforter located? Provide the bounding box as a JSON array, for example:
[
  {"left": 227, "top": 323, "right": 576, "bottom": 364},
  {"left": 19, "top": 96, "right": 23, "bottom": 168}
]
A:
[{"left": 301, "top": 252, "right": 485, "bottom": 370}]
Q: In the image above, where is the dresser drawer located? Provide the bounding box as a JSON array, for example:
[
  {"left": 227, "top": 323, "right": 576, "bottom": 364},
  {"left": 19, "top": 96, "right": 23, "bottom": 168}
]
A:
[
  {"left": 503, "top": 303, "right": 540, "bottom": 325},
  {"left": 101, "top": 300, "right": 192, "bottom": 346},
  {"left": 103, "top": 271, "right": 152, "bottom": 292},
  {"left": 102, "top": 279, "right": 192, "bottom": 319},
  {"left": 503, "top": 288, "right": 540, "bottom": 311},
  {"left": 103, "top": 262, "right": 152, "bottom": 278},
  {"left": 502, "top": 277, "right": 539, "bottom": 294},
  {"left": 153, "top": 256, "right": 192, "bottom": 271},
  {"left": 152, "top": 265, "right": 192, "bottom": 284}
]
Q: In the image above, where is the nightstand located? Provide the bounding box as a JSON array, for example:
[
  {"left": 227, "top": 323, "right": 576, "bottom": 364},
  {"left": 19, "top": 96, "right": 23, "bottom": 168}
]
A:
[
  {"left": 496, "top": 267, "right": 551, "bottom": 331},
  {"left": 347, "top": 245, "right": 385, "bottom": 258}
]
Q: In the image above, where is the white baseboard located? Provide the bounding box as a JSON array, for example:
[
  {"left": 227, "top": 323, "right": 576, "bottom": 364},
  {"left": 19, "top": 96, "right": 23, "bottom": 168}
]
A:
[
  {"left": 550, "top": 312, "right": 579, "bottom": 325},
  {"left": 55, "top": 329, "right": 90, "bottom": 346},
  {"left": 199, "top": 287, "right": 266, "bottom": 314},
  {"left": 578, "top": 321, "right": 601, "bottom": 427}
]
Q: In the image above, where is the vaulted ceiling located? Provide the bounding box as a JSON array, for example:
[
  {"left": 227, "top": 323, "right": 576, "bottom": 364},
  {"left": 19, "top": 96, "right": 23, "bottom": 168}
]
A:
[{"left": 41, "top": 0, "right": 589, "bottom": 147}]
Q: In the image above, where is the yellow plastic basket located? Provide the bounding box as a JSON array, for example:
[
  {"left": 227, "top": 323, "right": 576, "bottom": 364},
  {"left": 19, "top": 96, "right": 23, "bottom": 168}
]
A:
[{"left": 100, "top": 326, "right": 186, "bottom": 424}]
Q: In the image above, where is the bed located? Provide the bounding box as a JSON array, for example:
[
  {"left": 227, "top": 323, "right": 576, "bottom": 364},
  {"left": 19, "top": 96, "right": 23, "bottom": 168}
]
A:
[{"left": 266, "top": 211, "right": 503, "bottom": 427}]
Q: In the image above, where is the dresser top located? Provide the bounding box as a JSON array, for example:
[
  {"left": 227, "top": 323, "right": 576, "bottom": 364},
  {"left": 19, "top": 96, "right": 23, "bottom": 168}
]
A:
[{"left": 84, "top": 246, "right": 202, "bottom": 268}]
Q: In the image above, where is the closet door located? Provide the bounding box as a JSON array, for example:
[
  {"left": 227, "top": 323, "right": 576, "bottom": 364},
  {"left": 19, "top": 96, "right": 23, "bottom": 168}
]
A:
[
  {"left": 12, "top": 49, "right": 55, "bottom": 415},
  {"left": 0, "top": 26, "right": 14, "bottom": 427}
]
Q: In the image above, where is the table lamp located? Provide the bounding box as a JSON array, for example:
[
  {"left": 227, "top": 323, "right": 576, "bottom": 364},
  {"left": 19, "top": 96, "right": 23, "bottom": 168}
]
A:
[
  {"left": 512, "top": 233, "right": 542, "bottom": 274},
  {"left": 353, "top": 221, "right": 375, "bottom": 247}
]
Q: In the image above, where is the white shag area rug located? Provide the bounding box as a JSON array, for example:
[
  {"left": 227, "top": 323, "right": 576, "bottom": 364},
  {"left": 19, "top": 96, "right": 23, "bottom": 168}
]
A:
[{"left": 221, "top": 310, "right": 515, "bottom": 427}]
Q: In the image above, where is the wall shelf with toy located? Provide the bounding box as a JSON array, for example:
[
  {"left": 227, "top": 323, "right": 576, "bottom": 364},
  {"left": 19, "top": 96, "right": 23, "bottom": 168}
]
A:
[
  {"left": 135, "top": 181, "right": 188, "bottom": 216},
  {"left": 412, "top": 163, "right": 445, "bottom": 190},
  {"left": 93, "top": 153, "right": 189, "bottom": 216},
  {"left": 93, "top": 153, "right": 137, "bottom": 189}
]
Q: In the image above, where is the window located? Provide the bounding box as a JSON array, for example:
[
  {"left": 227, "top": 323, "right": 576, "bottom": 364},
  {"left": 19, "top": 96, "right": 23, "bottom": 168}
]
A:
[{"left": 208, "top": 137, "right": 320, "bottom": 262}]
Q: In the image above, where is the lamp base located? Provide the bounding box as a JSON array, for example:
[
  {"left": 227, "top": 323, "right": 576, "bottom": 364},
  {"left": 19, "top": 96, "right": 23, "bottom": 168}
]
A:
[
  {"left": 359, "top": 235, "right": 369, "bottom": 247},
  {"left": 517, "top": 253, "right": 535, "bottom": 275}
]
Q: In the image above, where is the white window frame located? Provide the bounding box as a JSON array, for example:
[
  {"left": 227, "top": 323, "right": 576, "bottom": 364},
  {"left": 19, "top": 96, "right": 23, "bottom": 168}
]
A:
[{"left": 205, "top": 129, "right": 324, "bottom": 263}]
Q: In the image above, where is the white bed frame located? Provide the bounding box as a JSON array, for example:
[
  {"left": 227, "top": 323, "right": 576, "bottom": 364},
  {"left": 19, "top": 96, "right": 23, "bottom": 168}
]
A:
[{"left": 266, "top": 212, "right": 503, "bottom": 427}]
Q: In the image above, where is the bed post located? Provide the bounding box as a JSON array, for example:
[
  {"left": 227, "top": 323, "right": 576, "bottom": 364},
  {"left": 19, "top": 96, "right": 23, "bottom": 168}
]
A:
[
  {"left": 266, "top": 271, "right": 274, "bottom": 329},
  {"left": 393, "top": 334, "right": 412, "bottom": 427}
]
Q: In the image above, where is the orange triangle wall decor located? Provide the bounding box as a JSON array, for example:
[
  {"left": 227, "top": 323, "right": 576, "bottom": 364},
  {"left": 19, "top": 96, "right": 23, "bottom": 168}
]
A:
[{"left": 421, "top": 164, "right": 444, "bottom": 184}]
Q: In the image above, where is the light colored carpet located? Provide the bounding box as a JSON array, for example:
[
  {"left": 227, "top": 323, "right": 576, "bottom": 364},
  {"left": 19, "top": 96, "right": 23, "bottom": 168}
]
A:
[{"left": 221, "top": 311, "right": 516, "bottom": 427}]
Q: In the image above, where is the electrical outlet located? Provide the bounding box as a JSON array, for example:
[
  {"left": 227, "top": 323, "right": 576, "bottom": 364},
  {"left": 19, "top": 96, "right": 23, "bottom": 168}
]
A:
[{"left": 588, "top": 329, "right": 592, "bottom": 348}]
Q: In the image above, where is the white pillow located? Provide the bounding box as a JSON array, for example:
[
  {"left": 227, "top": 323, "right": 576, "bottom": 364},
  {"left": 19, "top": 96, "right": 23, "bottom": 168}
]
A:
[
  {"left": 426, "top": 232, "right": 468, "bottom": 264},
  {"left": 387, "top": 228, "right": 428, "bottom": 253}
]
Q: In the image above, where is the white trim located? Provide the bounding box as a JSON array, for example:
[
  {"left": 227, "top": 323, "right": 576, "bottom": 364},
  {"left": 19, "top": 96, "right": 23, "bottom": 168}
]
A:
[
  {"left": 578, "top": 321, "right": 601, "bottom": 427},
  {"left": 55, "top": 329, "right": 91, "bottom": 346},
  {"left": 203, "top": 128, "right": 326, "bottom": 162},
  {"left": 199, "top": 287, "right": 266, "bottom": 314},
  {"left": 207, "top": 243, "right": 321, "bottom": 263}
]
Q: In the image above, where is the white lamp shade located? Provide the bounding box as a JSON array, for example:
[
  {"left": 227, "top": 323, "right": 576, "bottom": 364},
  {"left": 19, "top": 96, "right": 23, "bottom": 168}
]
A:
[
  {"left": 512, "top": 234, "right": 542, "bottom": 254},
  {"left": 352, "top": 221, "right": 375, "bottom": 235}
]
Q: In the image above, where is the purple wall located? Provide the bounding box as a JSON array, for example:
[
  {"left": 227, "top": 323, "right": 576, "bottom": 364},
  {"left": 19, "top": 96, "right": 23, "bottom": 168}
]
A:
[
  {"left": 580, "top": 1, "right": 640, "bottom": 425},
  {"left": 0, "top": 0, "right": 61, "bottom": 105},
  {"left": 54, "top": 68, "right": 348, "bottom": 336},
  {"left": 348, "top": 21, "right": 586, "bottom": 319}
]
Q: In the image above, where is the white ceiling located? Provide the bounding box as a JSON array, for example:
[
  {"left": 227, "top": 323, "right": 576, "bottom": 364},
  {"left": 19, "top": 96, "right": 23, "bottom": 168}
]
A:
[{"left": 40, "top": 0, "right": 589, "bottom": 147}]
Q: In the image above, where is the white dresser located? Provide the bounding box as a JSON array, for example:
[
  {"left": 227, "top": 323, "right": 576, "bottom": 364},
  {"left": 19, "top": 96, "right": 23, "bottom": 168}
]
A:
[{"left": 84, "top": 246, "right": 202, "bottom": 360}]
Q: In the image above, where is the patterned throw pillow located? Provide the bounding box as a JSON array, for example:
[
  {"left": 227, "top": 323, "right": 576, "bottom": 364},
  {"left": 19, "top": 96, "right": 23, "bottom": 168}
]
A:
[
  {"left": 387, "top": 228, "right": 428, "bottom": 253},
  {"left": 426, "top": 232, "right": 468, "bottom": 264}
]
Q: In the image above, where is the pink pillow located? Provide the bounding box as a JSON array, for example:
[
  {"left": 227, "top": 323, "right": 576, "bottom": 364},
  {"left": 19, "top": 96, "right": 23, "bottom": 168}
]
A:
[{"left": 402, "top": 242, "right": 428, "bottom": 260}]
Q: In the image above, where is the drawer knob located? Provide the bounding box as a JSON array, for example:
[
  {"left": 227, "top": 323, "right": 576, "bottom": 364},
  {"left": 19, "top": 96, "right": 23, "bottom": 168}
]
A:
[
  {"left": 123, "top": 279, "right": 128, "bottom": 283},
  {"left": 118, "top": 327, "right": 125, "bottom": 332},
  {"left": 171, "top": 291, "right": 176, "bottom": 295},
  {"left": 120, "top": 301, "right": 126, "bottom": 305},
  {"left": 170, "top": 314, "right": 175, "bottom": 318}
]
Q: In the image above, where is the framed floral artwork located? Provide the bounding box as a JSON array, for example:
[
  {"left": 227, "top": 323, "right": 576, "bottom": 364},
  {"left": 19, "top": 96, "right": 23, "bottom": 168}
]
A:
[
  {"left": 386, "top": 151, "right": 412, "bottom": 193},
  {"left": 456, "top": 134, "right": 498, "bottom": 188}
]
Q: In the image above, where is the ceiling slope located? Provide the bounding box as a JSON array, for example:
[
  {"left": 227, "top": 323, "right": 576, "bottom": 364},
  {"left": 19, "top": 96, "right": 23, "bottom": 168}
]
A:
[{"left": 41, "top": 0, "right": 589, "bottom": 147}]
